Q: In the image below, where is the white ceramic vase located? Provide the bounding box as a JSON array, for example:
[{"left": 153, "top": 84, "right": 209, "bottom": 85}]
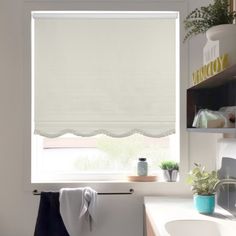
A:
[
  {"left": 204, "top": 24, "right": 236, "bottom": 66},
  {"left": 163, "top": 169, "right": 178, "bottom": 182}
]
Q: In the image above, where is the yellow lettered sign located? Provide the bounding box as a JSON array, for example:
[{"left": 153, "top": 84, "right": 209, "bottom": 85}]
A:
[{"left": 192, "top": 54, "right": 229, "bottom": 85}]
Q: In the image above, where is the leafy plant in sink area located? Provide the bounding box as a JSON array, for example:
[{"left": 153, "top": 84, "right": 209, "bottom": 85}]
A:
[
  {"left": 187, "top": 163, "right": 219, "bottom": 195},
  {"left": 183, "top": 0, "right": 236, "bottom": 42},
  {"left": 187, "top": 163, "right": 219, "bottom": 214}
]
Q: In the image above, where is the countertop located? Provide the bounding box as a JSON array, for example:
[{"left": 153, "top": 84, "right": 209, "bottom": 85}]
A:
[{"left": 144, "top": 197, "right": 236, "bottom": 236}]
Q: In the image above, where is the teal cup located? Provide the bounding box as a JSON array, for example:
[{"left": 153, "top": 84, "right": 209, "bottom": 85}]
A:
[{"left": 194, "top": 194, "right": 215, "bottom": 214}]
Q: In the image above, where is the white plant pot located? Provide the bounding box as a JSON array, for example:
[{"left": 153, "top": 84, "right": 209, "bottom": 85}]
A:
[
  {"left": 204, "top": 24, "right": 236, "bottom": 65},
  {"left": 163, "top": 169, "right": 178, "bottom": 182},
  {"left": 206, "top": 24, "right": 236, "bottom": 41}
]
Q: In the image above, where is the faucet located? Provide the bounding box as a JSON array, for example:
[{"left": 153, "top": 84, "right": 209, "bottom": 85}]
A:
[{"left": 213, "top": 179, "right": 236, "bottom": 192}]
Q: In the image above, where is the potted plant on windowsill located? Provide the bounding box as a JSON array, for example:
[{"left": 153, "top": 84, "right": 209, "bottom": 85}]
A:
[
  {"left": 183, "top": 0, "right": 236, "bottom": 42},
  {"left": 159, "top": 161, "right": 179, "bottom": 182},
  {"left": 187, "top": 163, "right": 219, "bottom": 214}
]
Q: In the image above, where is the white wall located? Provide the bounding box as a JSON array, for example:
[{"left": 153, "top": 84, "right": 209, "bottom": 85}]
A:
[
  {"left": 188, "top": 0, "right": 220, "bottom": 171},
  {"left": 0, "top": 0, "right": 219, "bottom": 235}
]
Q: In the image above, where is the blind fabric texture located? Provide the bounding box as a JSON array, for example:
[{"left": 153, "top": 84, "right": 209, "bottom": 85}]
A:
[{"left": 33, "top": 12, "right": 177, "bottom": 137}]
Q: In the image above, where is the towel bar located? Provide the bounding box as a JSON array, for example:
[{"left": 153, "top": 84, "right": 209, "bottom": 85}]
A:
[{"left": 33, "top": 188, "right": 134, "bottom": 196}]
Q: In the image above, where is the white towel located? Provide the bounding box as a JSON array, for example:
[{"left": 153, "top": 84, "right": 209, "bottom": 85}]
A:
[{"left": 59, "top": 187, "right": 97, "bottom": 236}]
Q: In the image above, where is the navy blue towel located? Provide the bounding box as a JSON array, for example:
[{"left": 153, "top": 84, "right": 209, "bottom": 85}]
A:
[{"left": 34, "top": 192, "right": 70, "bottom": 236}]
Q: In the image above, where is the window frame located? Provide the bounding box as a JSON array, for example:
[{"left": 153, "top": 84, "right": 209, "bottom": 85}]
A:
[
  {"left": 31, "top": 10, "right": 180, "bottom": 183},
  {"left": 23, "top": 1, "right": 189, "bottom": 195}
]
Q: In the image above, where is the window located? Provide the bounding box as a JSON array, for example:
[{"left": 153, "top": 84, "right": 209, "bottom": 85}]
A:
[{"left": 31, "top": 11, "right": 179, "bottom": 182}]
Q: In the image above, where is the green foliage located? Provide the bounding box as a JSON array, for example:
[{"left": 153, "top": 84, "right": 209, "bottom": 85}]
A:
[
  {"left": 184, "top": 0, "right": 236, "bottom": 42},
  {"left": 96, "top": 135, "right": 145, "bottom": 165},
  {"left": 186, "top": 163, "right": 219, "bottom": 195},
  {"left": 159, "top": 160, "right": 179, "bottom": 171},
  {"left": 71, "top": 134, "right": 174, "bottom": 173}
]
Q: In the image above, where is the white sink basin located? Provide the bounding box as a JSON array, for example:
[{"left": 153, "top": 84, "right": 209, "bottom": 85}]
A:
[{"left": 165, "top": 220, "right": 230, "bottom": 236}]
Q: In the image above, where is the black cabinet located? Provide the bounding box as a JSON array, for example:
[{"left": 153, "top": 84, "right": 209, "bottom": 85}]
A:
[{"left": 187, "top": 64, "right": 236, "bottom": 133}]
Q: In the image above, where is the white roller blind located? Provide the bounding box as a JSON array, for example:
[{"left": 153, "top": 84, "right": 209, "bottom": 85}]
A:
[{"left": 33, "top": 12, "right": 177, "bottom": 137}]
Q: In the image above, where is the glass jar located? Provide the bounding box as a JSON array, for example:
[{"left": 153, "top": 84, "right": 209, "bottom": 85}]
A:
[{"left": 137, "top": 158, "right": 148, "bottom": 176}]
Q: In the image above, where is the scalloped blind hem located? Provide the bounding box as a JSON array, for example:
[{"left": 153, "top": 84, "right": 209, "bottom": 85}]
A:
[{"left": 34, "top": 125, "right": 175, "bottom": 138}]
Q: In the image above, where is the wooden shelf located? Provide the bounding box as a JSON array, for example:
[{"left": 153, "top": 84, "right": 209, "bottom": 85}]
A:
[
  {"left": 189, "top": 64, "right": 236, "bottom": 90},
  {"left": 127, "top": 175, "right": 157, "bottom": 182}
]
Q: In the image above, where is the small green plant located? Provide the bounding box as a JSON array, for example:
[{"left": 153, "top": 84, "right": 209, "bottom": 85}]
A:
[
  {"left": 159, "top": 160, "right": 179, "bottom": 171},
  {"left": 187, "top": 163, "right": 219, "bottom": 195},
  {"left": 184, "top": 0, "right": 236, "bottom": 42}
]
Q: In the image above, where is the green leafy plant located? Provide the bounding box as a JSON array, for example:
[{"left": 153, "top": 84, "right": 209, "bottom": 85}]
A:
[
  {"left": 184, "top": 0, "right": 236, "bottom": 42},
  {"left": 187, "top": 163, "right": 219, "bottom": 195},
  {"left": 159, "top": 160, "right": 179, "bottom": 171}
]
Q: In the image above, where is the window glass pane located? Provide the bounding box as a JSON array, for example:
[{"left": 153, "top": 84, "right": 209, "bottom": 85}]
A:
[{"left": 32, "top": 133, "right": 178, "bottom": 181}]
